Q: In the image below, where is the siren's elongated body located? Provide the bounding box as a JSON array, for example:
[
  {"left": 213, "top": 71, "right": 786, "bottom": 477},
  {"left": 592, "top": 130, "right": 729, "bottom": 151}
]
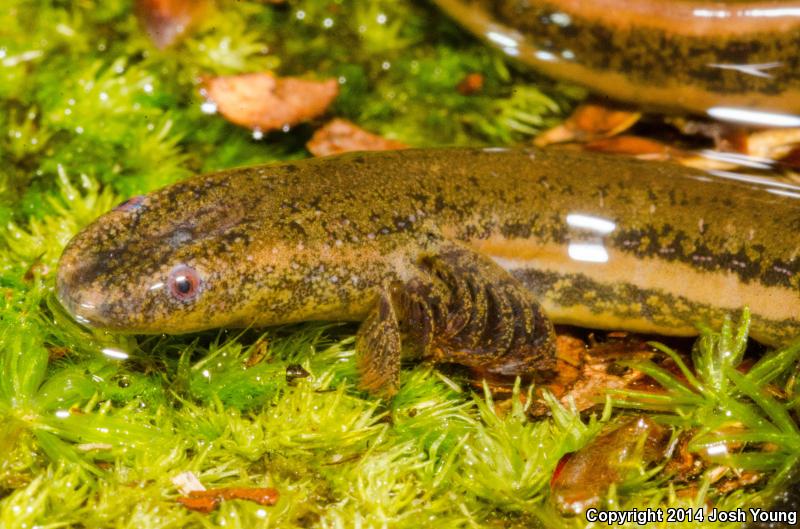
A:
[
  {"left": 434, "top": 0, "right": 800, "bottom": 115},
  {"left": 57, "top": 148, "right": 800, "bottom": 392}
]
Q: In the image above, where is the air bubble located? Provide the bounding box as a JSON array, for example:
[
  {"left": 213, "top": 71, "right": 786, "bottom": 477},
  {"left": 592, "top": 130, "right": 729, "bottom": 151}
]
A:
[{"left": 200, "top": 101, "right": 218, "bottom": 114}]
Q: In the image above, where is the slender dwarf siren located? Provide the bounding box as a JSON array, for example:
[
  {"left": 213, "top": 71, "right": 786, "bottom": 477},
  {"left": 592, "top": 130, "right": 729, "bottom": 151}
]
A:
[{"left": 57, "top": 147, "right": 800, "bottom": 357}]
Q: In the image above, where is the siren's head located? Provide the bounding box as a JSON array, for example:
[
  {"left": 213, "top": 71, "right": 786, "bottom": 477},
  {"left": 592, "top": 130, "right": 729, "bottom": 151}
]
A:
[{"left": 56, "top": 171, "right": 294, "bottom": 334}]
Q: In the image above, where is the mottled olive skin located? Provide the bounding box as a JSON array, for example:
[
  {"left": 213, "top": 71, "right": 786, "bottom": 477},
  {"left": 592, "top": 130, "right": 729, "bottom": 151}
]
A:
[
  {"left": 58, "top": 147, "right": 800, "bottom": 348},
  {"left": 435, "top": 0, "right": 800, "bottom": 114}
]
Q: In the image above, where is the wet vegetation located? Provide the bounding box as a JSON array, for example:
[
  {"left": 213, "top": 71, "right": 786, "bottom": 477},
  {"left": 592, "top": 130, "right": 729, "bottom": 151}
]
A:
[{"left": 1, "top": 0, "right": 798, "bottom": 527}]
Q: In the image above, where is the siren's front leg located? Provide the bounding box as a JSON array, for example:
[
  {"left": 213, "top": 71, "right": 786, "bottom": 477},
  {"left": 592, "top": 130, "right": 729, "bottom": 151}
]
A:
[{"left": 355, "top": 243, "right": 556, "bottom": 396}]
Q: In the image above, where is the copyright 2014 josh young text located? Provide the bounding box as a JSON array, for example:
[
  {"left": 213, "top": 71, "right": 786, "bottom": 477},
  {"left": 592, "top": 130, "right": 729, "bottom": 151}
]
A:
[{"left": 585, "top": 507, "right": 797, "bottom": 525}]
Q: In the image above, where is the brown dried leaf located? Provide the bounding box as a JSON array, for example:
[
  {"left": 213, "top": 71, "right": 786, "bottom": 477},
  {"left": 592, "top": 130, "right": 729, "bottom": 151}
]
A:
[
  {"left": 177, "top": 495, "right": 219, "bottom": 514},
  {"left": 584, "top": 135, "right": 678, "bottom": 161},
  {"left": 203, "top": 73, "right": 339, "bottom": 133},
  {"left": 535, "top": 103, "right": 641, "bottom": 146},
  {"left": 307, "top": 119, "right": 408, "bottom": 157},
  {"left": 651, "top": 119, "right": 800, "bottom": 172},
  {"left": 456, "top": 73, "right": 484, "bottom": 96},
  {"left": 667, "top": 117, "right": 750, "bottom": 154},
  {"left": 716, "top": 471, "right": 763, "bottom": 494},
  {"left": 746, "top": 127, "right": 800, "bottom": 160},
  {"left": 562, "top": 354, "right": 651, "bottom": 412},
  {"left": 780, "top": 145, "right": 800, "bottom": 170},
  {"left": 528, "top": 331, "right": 655, "bottom": 416},
  {"left": 551, "top": 416, "right": 668, "bottom": 514},
  {"left": 23, "top": 261, "right": 50, "bottom": 282},
  {"left": 47, "top": 346, "right": 69, "bottom": 361},
  {"left": 245, "top": 337, "right": 270, "bottom": 367},
  {"left": 540, "top": 334, "right": 586, "bottom": 399},
  {"left": 178, "top": 487, "right": 279, "bottom": 514},
  {"left": 665, "top": 431, "right": 703, "bottom": 482},
  {"left": 218, "top": 487, "right": 280, "bottom": 505},
  {"left": 135, "top": 0, "right": 210, "bottom": 49}
]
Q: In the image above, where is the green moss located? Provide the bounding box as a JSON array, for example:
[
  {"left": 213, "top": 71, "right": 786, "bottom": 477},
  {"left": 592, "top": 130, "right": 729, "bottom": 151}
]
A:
[{"left": 0, "top": 0, "right": 797, "bottom": 527}]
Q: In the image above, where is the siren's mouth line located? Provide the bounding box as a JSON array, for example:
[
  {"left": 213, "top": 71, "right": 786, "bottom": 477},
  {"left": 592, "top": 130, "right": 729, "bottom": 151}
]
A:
[{"left": 56, "top": 286, "right": 98, "bottom": 327}]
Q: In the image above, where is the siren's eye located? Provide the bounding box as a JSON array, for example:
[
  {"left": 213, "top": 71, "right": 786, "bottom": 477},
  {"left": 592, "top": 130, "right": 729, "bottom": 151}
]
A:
[
  {"left": 114, "top": 195, "right": 145, "bottom": 212},
  {"left": 168, "top": 264, "right": 202, "bottom": 301}
]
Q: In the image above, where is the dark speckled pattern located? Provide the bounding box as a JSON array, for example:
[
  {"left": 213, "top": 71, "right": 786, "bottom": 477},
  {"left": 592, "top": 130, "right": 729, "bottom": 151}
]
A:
[
  {"left": 435, "top": 0, "right": 800, "bottom": 113},
  {"left": 57, "top": 147, "right": 800, "bottom": 350},
  {"left": 491, "top": 0, "right": 800, "bottom": 95}
]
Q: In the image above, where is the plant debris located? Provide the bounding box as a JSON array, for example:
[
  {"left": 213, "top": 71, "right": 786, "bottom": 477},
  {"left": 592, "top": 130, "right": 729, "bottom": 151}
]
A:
[
  {"left": 534, "top": 102, "right": 641, "bottom": 146},
  {"left": 550, "top": 416, "right": 668, "bottom": 513},
  {"left": 172, "top": 471, "right": 206, "bottom": 495},
  {"left": 136, "top": 0, "right": 210, "bottom": 48},
  {"left": 456, "top": 72, "right": 484, "bottom": 95},
  {"left": 202, "top": 72, "right": 339, "bottom": 133},
  {"left": 177, "top": 487, "right": 280, "bottom": 513},
  {"left": 537, "top": 103, "right": 800, "bottom": 177},
  {"left": 526, "top": 331, "right": 654, "bottom": 416},
  {"left": 584, "top": 134, "right": 677, "bottom": 160},
  {"left": 307, "top": 118, "right": 407, "bottom": 157},
  {"left": 172, "top": 471, "right": 279, "bottom": 514}
]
